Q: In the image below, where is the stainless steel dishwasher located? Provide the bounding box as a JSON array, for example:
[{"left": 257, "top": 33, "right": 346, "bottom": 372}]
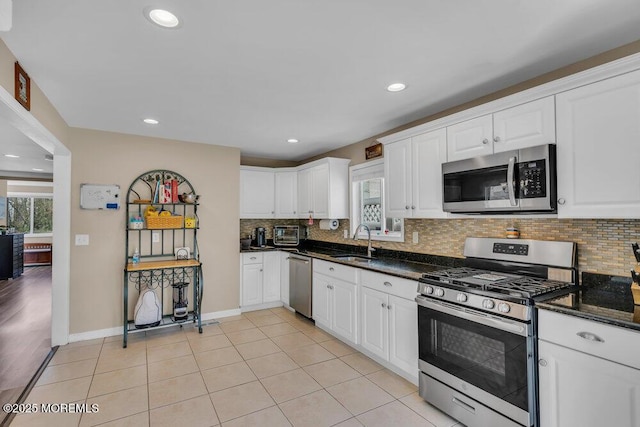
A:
[{"left": 289, "top": 253, "right": 312, "bottom": 318}]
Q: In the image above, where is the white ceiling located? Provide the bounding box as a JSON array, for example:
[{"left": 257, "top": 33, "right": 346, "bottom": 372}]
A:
[
  {"left": 0, "top": 119, "right": 52, "bottom": 177},
  {"left": 1, "top": 0, "right": 640, "bottom": 163}
]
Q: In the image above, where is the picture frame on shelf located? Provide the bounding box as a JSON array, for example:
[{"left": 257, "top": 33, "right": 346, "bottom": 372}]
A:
[{"left": 14, "top": 62, "right": 30, "bottom": 111}]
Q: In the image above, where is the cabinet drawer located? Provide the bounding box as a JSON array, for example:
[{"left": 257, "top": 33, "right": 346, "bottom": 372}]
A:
[
  {"left": 538, "top": 309, "right": 640, "bottom": 369},
  {"left": 361, "top": 270, "right": 419, "bottom": 301},
  {"left": 313, "top": 259, "right": 357, "bottom": 283},
  {"left": 242, "top": 253, "right": 263, "bottom": 265}
]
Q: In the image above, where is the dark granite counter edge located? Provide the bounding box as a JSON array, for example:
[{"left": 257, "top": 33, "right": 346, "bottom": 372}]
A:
[
  {"left": 536, "top": 302, "right": 640, "bottom": 332},
  {"left": 536, "top": 272, "right": 640, "bottom": 332},
  {"left": 240, "top": 240, "right": 455, "bottom": 282}
]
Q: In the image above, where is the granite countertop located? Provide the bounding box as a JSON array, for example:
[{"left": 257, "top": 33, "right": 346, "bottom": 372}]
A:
[
  {"left": 240, "top": 240, "right": 457, "bottom": 282},
  {"left": 537, "top": 272, "right": 640, "bottom": 332}
]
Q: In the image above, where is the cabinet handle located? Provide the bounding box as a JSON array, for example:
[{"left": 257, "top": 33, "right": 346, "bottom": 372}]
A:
[
  {"left": 482, "top": 138, "right": 489, "bottom": 145},
  {"left": 383, "top": 281, "right": 392, "bottom": 287},
  {"left": 576, "top": 331, "right": 604, "bottom": 343},
  {"left": 271, "top": 211, "right": 275, "bottom": 214},
  {"left": 250, "top": 257, "right": 257, "bottom": 260},
  {"left": 294, "top": 211, "right": 296, "bottom": 214},
  {"left": 493, "top": 136, "right": 501, "bottom": 142},
  {"left": 329, "top": 267, "right": 335, "bottom": 271},
  {"left": 260, "top": 269, "right": 263, "bottom": 272},
  {"left": 557, "top": 198, "right": 566, "bottom": 205},
  {"left": 330, "top": 285, "right": 334, "bottom": 290},
  {"left": 381, "top": 303, "right": 386, "bottom": 308},
  {"left": 405, "top": 205, "right": 410, "bottom": 210},
  {"left": 327, "top": 284, "right": 331, "bottom": 289},
  {"left": 387, "top": 304, "right": 391, "bottom": 310},
  {"left": 411, "top": 205, "right": 415, "bottom": 210},
  {"left": 538, "top": 359, "right": 548, "bottom": 367}
]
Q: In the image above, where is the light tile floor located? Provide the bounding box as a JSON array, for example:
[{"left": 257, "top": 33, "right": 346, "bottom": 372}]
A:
[{"left": 10, "top": 308, "right": 463, "bottom": 427}]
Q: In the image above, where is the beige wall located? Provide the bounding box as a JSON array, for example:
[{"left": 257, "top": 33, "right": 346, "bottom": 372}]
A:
[{"left": 66, "top": 128, "right": 240, "bottom": 334}]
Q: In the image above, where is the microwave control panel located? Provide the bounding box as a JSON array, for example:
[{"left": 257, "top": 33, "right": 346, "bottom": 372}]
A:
[{"left": 518, "top": 159, "right": 546, "bottom": 198}]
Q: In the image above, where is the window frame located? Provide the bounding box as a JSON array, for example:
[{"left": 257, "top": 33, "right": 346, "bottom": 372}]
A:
[
  {"left": 7, "top": 192, "right": 54, "bottom": 237},
  {"left": 350, "top": 159, "right": 404, "bottom": 243}
]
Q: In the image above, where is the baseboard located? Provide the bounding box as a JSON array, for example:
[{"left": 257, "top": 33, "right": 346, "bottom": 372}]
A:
[
  {"left": 240, "top": 301, "right": 284, "bottom": 313},
  {"left": 68, "top": 308, "right": 244, "bottom": 343}
]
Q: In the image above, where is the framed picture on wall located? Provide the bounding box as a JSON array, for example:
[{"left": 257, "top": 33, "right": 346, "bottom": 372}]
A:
[{"left": 14, "top": 61, "right": 30, "bottom": 111}]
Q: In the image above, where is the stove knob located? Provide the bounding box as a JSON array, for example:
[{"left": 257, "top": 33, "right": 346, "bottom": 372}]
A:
[
  {"left": 456, "top": 293, "right": 468, "bottom": 302},
  {"left": 482, "top": 299, "right": 495, "bottom": 309},
  {"left": 425, "top": 286, "right": 434, "bottom": 295},
  {"left": 434, "top": 288, "right": 445, "bottom": 297},
  {"left": 498, "top": 303, "right": 511, "bottom": 313}
]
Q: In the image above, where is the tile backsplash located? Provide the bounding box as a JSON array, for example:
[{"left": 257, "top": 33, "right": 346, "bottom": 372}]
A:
[{"left": 240, "top": 218, "right": 640, "bottom": 278}]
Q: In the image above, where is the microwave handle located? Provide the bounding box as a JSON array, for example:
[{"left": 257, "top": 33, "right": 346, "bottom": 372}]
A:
[{"left": 507, "top": 156, "right": 517, "bottom": 206}]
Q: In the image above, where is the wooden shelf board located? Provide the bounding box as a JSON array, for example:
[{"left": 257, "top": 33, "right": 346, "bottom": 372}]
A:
[{"left": 126, "top": 258, "right": 201, "bottom": 271}]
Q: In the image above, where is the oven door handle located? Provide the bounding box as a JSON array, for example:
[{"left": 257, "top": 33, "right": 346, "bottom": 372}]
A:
[{"left": 415, "top": 295, "right": 528, "bottom": 337}]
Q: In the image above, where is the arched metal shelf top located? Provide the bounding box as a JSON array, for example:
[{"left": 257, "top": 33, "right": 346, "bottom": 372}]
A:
[{"left": 126, "top": 169, "right": 196, "bottom": 202}]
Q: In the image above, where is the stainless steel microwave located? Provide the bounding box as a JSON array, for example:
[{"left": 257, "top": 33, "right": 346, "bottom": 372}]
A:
[
  {"left": 273, "top": 225, "right": 299, "bottom": 246},
  {"left": 442, "top": 144, "right": 556, "bottom": 214}
]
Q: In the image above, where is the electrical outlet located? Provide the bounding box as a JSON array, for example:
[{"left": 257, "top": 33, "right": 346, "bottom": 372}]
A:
[
  {"left": 412, "top": 231, "right": 419, "bottom": 244},
  {"left": 75, "top": 234, "right": 89, "bottom": 246},
  {"left": 343, "top": 229, "right": 348, "bottom": 239},
  {"left": 152, "top": 232, "right": 160, "bottom": 243}
]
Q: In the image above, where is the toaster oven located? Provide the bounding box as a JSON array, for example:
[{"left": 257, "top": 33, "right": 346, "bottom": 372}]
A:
[{"left": 273, "top": 225, "right": 299, "bottom": 246}]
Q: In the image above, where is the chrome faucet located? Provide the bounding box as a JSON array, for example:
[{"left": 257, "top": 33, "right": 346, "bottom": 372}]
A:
[{"left": 353, "top": 224, "right": 375, "bottom": 258}]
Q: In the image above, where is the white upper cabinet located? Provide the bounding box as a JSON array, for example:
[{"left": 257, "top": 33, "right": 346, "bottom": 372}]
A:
[
  {"left": 274, "top": 170, "right": 298, "bottom": 218},
  {"left": 556, "top": 69, "right": 640, "bottom": 218},
  {"left": 447, "top": 96, "right": 556, "bottom": 162},
  {"left": 297, "top": 158, "right": 350, "bottom": 220},
  {"left": 384, "top": 128, "right": 447, "bottom": 218},
  {"left": 240, "top": 167, "right": 275, "bottom": 218}
]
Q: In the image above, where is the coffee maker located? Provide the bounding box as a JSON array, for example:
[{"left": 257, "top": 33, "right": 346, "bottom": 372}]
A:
[{"left": 254, "top": 227, "right": 266, "bottom": 247}]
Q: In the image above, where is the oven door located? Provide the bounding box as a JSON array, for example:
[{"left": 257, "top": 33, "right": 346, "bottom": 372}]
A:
[{"left": 416, "top": 295, "right": 532, "bottom": 425}]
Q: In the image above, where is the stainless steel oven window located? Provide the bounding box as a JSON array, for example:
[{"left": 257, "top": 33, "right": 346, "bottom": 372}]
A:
[{"left": 439, "top": 323, "right": 506, "bottom": 380}]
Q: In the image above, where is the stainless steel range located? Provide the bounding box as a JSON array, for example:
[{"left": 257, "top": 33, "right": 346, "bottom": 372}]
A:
[{"left": 416, "top": 237, "right": 577, "bottom": 427}]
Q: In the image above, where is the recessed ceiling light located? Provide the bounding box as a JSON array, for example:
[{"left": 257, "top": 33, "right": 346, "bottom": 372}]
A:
[
  {"left": 387, "top": 83, "right": 406, "bottom": 92},
  {"left": 146, "top": 8, "right": 180, "bottom": 28},
  {"left": 143, "top": 118, "right": 159, "bottom": 125},
  {"left": 4, "top": 154, "right": 19, "bottom": 158},
  {"left": 44, "top": 154, "right": 54, "bottom": 161},
  {"left": 287, "top": 138, "right": 299, "bottom": 144},
  {"left": 32, "top": 168, "right": 44, "bottom": 172}
]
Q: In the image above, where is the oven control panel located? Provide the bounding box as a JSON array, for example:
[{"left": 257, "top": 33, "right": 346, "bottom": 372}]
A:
[{"left": 493, "top": 243, "right": 528, "bottom": 256}]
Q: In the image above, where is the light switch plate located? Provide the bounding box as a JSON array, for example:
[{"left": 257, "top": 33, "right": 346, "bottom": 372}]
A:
[
  {"left": 75, "top": 234, "right": 89, "bottom": 246},
  {"left": 152, "top": 232, "right": 160, "bottom": 243},
  {"left": 412, "top": 231, "right": 419, "bottom": 244},
  {"left": 343, "top": 229, "right": 348, "bottom": 239}
]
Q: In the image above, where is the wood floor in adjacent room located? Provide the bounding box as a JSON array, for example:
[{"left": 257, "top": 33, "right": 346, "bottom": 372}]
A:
[{"left": 0, "top": 266, "right": 52, "bottom": 409}]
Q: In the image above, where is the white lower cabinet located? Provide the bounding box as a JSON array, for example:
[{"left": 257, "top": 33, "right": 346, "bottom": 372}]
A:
[
  {"left": 312, "top": 260, "right": 358, "bottom": 344},
  {"left": 538, "top": 309, "right": 640, "bottom": 427},
  {"left": 280, "top": 251, "right": 290, "bottom": 306},
  {"left": 360, "top": 270, "right": 419, "bottom": 380},
  {"left": 240, "top": 252, "right": 281, "bottom": 310}
]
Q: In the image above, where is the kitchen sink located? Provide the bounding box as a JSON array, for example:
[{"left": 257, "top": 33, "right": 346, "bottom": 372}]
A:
[{"left": 332, "top": 254, "right": 374, "bottom": 263}]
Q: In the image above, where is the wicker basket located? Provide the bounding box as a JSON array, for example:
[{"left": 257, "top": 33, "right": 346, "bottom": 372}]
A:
[{"left": 146, "top": 215, "right": 183, "bottom": 229}]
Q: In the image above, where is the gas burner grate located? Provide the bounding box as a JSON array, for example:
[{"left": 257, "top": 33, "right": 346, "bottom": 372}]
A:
[
  {"left": 484, "top": 277, "right": 573, "bottom": 298},
  {"left": 422, "top": 267, "right": 484, "bottom": 282}
]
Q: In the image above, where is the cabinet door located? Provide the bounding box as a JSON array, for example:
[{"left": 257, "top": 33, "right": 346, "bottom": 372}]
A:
[
  {"left": 242, "top": 263, "right": 263, "bottom": 306},
  {"left": 262, "top": 252, "right": 281, "bottom": 303},
  {"left": 556, "top": 70, "right": 640, "bottom": 218},
  {"left": 493, "top": 96, "right": 555, "bottom": 153},
  {"left": 275, "top": 171, "right": 298, "bottom": 218},
  {"left": 297, "top": 168, "right": 313, "bottom": 219},
  {"left": 311, "top": 164, "right": 329, "bottom": 218},
  {"left": 280, "top": 251, "right": 290, "bottom": 306},
  {"left": 360, "top": 286, "right": 389, "bottom": 360},
  {"left": 384, "top": 139, "right": 412, "bottom": 218},
  {"left": 388, "top": 295, "right": 418, "bottom": 377},
  {"left": 411, "top": 129, "right": 447, "bottom": 218},
  {"left": 538, "top": 340, "right": 640, "bottom": 427},
  {"left": 240, "top": 169, "right": 275, "bottom": 218},
  {"left": 312, "top": 273, "right": 332, "bottom": 329},
  {"left": 446, "top": 115, "right": 493, "bottom": 161},
  {"left": 331, "top": 278, "right": 357, "bottom": 344}
]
